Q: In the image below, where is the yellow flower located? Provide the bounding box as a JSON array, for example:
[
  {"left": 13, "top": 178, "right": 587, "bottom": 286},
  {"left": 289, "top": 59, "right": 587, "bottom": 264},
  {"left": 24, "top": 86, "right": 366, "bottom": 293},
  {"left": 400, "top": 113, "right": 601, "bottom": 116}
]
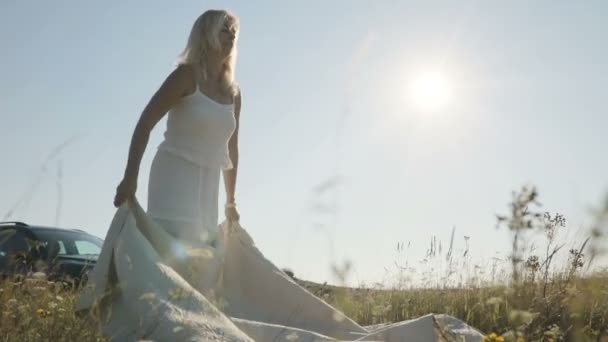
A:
[
  {"left": 482, "top": 333, "right": 505, "bottom": 342},
  {"left": 36, "top": 308, "right": 49, "bottom": 317}
]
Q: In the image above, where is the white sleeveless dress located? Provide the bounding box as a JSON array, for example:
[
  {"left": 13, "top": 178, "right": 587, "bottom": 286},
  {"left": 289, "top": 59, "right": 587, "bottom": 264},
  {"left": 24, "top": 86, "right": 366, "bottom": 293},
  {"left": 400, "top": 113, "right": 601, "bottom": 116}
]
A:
[
  {"left": 75, "top": 80, "right": 484, "bottom": 341},
  {"left": 147, "top": 86, "right": 236, "bottom": 245}
]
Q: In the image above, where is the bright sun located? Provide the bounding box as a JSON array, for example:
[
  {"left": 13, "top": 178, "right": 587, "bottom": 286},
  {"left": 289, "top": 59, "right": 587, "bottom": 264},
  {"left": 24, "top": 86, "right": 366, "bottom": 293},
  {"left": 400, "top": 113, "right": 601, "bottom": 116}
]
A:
[{"left": 408, "top": 70, "right": 453, "bottom": 112}]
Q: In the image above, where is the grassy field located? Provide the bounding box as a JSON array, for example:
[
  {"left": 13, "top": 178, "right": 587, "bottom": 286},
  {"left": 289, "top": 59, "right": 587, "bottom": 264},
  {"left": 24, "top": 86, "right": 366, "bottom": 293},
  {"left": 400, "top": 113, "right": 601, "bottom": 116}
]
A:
[
  {"left": 1, "top": 186, "right": 607, "bottom": 341},
  {"left": 0, "top": 273, "right": 105, "bottom": 341},
  {"left": 1, "top": 272, "right": 606, "bottom": 341},
  {"left": 299, "top": 274, "right": 608, "bottom": 341}
]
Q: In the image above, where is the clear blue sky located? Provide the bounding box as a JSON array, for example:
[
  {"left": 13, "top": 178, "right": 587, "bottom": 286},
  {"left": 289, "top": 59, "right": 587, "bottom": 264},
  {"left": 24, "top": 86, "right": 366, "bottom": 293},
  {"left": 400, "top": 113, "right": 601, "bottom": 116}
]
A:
[{"left": 1, "top": 0, "right": 607, "bottom": 285}]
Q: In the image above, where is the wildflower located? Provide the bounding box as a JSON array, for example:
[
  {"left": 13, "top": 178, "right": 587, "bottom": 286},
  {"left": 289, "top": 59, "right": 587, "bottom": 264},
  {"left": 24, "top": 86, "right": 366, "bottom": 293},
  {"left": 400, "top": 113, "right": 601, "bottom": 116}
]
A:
[
  {"left": 509, "top": 310, "right": 538, "bottom": 325},
  {"left": 36, "top": 308, "right": 50, "bottom": 317},
  {"left": 482, "top": 332, "right": 505, "bottom": 342}
]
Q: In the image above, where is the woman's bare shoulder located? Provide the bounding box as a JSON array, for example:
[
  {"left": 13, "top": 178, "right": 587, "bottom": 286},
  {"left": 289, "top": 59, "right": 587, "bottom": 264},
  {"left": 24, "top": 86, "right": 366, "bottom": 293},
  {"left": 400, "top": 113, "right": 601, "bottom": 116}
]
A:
[{"left": 168, "top": 64, "right": 197, "bottom": 97}]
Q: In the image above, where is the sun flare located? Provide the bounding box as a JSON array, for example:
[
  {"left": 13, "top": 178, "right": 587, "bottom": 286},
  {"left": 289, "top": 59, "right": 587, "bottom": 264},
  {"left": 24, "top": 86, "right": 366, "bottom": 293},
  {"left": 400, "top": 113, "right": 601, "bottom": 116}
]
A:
[{"left": 408, "top": 70, "right": 453, "bottom": 111}]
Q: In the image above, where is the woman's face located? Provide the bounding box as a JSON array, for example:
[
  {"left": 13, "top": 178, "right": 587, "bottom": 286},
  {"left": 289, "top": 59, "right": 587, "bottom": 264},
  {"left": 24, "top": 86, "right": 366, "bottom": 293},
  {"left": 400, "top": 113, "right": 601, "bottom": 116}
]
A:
[{"left": 218, "top": 18, "right": 238, "bottom": 55}]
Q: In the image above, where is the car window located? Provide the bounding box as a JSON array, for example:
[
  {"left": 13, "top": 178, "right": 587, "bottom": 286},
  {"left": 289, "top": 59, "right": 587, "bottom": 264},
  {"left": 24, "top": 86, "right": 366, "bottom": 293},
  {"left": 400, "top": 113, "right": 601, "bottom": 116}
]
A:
[
  {"left": 75, "top": 240, "right": 101, "bottom": 255},
  {"left": 0, "top": 228, "right": 31, "bottom": 272},
  {"left": 0, "top": 229, "right": 28, "bottom": 256},
  {"left": 57, "top": 241, "right": 67, "bottom": 255},
  {"left": 32, "top": 229, "right": 103, "bottom": 257}
]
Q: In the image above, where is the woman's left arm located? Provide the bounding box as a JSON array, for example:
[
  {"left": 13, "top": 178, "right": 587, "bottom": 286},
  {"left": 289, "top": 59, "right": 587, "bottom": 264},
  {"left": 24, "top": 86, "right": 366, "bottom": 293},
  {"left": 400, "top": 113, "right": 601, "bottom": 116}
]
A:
[{"left": 223, "top": 88, "right": 241, "bottom": 221}]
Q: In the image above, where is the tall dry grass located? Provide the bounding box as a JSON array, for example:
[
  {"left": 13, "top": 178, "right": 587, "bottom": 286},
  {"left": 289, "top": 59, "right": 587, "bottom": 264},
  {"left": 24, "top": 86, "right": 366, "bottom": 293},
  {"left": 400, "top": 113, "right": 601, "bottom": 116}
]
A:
[
  {"left": 0, "top": 273, "right": 105, "bottom": 341},
  {"left": 0, "top": 186, "right": 606, "bottom": 341},
  {"left": 301, "top": 185, "right": 608, "bottom": 341}
]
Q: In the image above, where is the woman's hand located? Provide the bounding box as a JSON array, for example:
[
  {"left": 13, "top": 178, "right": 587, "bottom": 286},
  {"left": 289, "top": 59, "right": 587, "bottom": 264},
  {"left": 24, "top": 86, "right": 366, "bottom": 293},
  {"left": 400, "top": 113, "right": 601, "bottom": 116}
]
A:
[
  {"left": 225, "top": 204, "right": 240, "bottom": 222},
  {"left": 114, "top": 176, "right": 137, "bottom": 207}
]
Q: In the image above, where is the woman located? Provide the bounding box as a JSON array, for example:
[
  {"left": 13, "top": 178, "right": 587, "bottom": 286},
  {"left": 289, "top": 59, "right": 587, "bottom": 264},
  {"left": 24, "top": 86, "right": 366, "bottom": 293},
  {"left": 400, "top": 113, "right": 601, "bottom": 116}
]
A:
[
  {"left": 114, "top": 9, "right": 241, "bottom": 243},
  {"left": 77, "top": 9, "right": 484, "bottom": 342},
  {"left": 78, "top": 10, "right": 255, "bottom": 341}
]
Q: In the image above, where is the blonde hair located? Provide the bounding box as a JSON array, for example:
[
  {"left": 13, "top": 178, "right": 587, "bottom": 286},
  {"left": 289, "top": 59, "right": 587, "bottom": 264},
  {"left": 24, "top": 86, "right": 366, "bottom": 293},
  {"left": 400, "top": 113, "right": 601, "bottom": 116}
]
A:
[{"left": 178, "top": 10, "right": 239, "bottom": 96}]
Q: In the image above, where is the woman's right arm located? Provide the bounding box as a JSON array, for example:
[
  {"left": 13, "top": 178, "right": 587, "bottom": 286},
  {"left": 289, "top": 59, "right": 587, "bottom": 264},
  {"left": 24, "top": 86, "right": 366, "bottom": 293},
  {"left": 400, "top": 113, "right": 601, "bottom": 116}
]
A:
[{"left": 114, "top": 64, "right": 195, "bottom": 207}]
